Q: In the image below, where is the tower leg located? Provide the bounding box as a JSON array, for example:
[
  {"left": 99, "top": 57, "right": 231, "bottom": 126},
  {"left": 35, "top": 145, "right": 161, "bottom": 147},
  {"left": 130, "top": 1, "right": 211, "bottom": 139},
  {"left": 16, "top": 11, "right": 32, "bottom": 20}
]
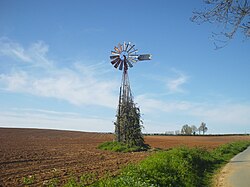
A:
[{"left": 116, "top": 86, "right": 122, "bottom": 142}]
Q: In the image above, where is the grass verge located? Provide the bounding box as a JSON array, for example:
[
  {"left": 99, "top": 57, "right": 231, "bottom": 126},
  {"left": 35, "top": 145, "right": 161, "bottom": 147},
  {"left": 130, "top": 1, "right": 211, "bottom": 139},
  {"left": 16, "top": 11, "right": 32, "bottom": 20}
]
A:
[{"left": 94, "top": 141, "right": 250, "bottom": 187}]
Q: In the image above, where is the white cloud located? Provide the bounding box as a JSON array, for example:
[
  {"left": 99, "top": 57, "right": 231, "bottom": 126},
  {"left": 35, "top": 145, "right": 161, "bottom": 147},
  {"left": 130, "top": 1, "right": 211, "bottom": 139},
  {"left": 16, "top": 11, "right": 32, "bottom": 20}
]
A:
[
  {"left": 0, "top": 38, "right": 118, "bottom": 108},
  {"left": 143, "top": 68, "right": 189, "bottom": 94},
  {"left": 166, "top": 70, "right": 188, "bottom": 93},
  {"left": 0, "top": 37, "right": 32, "bottom": 62},
  {"left": 0, "top": 108, "right": 113, "bottom": 132},
  {"left": 190, "top": 103, "right": 250, "bottom": 126},
  {"left": 0, "top": 71, "right": 28, "bottom": 91},
  {"left": 0, "top": 37, "right": 54, "bottom": 69},
  {"left": 136, "top": 94, "right": 192, "bottom": 113},
  {"left": 27, "top": 41, "right": 53, "bottom": 68},
  {"left": 136, "top": 94, "right": 250, "bottom": 132},
  {"left": 12, "top": 108, "right": 80, "bottom": 116}
]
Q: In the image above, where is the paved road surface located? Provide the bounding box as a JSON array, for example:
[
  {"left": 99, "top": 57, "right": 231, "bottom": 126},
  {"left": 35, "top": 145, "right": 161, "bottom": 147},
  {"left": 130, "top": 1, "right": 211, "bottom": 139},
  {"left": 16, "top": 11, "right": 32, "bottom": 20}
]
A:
[{"left": 223, "top": 146, "right": 250, "bottom": 187}]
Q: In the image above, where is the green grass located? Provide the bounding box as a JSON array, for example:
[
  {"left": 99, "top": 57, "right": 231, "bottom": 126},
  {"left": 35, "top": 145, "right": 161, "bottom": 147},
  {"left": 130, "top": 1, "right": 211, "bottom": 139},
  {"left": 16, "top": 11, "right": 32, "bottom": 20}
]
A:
[
  {"left": 59, "top": 141, "right": 250, "bottom": 187},
  {"left": 94, "top": 141, "right": 250, "bottom": 187},
  {"left": 22, "top": 175, "right": 35, "bottom": 185},
  {"left": 98, "top": 141, "right": 149, "bottom": 152},
  {"left": 43, "top": 178, "right": 59, "bottom": 187},
  {"left": 63, "top": 173, "right": 101, "bottom": 187}
]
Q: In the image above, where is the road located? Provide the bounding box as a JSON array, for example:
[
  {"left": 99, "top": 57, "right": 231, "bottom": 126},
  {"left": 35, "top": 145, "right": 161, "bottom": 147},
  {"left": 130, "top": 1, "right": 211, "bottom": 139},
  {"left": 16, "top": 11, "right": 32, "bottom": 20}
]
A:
[{"left": 215, "top": 146, "right": 250, "bottom": 187}]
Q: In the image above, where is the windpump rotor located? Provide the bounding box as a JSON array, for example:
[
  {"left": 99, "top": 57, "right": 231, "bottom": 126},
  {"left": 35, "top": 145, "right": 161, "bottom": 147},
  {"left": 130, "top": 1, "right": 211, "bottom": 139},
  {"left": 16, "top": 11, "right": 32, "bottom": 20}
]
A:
[{"left": 110, "top": 42, "right": 152, "bottom": 71}]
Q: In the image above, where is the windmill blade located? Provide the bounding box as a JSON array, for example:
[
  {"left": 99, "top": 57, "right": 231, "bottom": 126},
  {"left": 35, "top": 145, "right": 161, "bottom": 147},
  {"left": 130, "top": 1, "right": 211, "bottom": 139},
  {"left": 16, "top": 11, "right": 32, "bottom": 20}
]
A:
[
  {"left": 128, "top": 54, "right": 139, "bottom": 57},
  {"left": 127, "top": 44, "right": 135, "bottom": 53},
  {"left": 125, "top": 42, "right": 129, "bottom": 51},
  {"left": 128, "top": 56, "right": 136, "bottom": 60},
  {"left": 119, "top": 60, "right": 123, "bottom": 70},
  {"left": 111, "top": 58, "right": 120, "bottom": 65},
  {"left": 123, "top": 42, "right": 126, "bottom": 51},
  {"left": 128, "top": 49, "right": 138, "bottom": 54},
  {"left": 111, "top": 51, "right": 119, "bottom": 55},
  {"left": 125, "top": 59, "right": 133, "bottom": 68},
  {"left": 131, "top": 58, "right": 138, "bottom": 63},
  {"left": 114, "top": 46, "right": 120, "bottom": 53},
  {"left": 128, "top": 57, "right": 138, "bottom": 63},
  {"left": 118, "top": 43, "right": 122, "bottom": 52},
  {"left": 114, "top": 59, "right": 121, "bottom": 68},
  {"left": 110, "top": 55, "right": 119, "bottom": 60}
]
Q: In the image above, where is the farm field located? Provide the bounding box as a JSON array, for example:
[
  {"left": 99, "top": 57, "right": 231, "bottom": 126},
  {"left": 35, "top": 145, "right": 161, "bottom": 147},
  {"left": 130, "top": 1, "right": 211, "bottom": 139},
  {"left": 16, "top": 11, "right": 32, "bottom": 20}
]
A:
[{"left": 1, "top": 128, "right": 250, "bottom": 186}]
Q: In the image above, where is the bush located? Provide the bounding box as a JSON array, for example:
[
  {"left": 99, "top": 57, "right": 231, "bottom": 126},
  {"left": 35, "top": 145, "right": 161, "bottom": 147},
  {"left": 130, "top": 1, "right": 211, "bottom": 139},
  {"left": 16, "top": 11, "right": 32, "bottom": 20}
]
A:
[{"left": 98, "top": 141, "right": 149, "bottom": 152}]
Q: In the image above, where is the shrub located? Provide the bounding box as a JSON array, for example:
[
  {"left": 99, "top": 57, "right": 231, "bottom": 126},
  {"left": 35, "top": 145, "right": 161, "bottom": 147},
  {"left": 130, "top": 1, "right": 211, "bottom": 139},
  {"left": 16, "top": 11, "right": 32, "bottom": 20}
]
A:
[{"left": 98, "top": 141, "right": 149, "bottom": 152}]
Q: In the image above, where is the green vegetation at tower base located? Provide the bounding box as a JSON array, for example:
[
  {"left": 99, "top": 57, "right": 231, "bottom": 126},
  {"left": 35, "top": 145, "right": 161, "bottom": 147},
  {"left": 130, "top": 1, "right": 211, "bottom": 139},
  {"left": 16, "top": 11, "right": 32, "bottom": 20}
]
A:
[
  {"left": 95, "top": 141, "right": 250, "bottom": 187},
  {"left": 98, "top": 141, "right": 150, "bottom": 152}
]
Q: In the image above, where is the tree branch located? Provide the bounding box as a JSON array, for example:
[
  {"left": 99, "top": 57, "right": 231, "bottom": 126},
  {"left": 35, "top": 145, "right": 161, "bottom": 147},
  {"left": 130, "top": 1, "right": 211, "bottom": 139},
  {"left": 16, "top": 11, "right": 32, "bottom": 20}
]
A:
[{"left": 191, "top": 0, "right": 250, "bottom": 48}]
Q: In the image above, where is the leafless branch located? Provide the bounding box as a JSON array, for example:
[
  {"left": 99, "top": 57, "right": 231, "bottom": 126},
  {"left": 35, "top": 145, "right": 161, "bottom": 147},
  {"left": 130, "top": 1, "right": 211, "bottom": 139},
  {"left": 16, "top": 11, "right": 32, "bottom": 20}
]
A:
[{"left": 191, "top": 0, "right": 250, "bottom": 48}]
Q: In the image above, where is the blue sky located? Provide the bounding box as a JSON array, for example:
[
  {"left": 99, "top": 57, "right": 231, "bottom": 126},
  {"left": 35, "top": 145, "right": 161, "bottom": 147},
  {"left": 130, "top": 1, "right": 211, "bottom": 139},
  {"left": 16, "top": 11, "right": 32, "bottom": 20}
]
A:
[{"left": 0, "top": 0, "right": 249, "bottom": 134}]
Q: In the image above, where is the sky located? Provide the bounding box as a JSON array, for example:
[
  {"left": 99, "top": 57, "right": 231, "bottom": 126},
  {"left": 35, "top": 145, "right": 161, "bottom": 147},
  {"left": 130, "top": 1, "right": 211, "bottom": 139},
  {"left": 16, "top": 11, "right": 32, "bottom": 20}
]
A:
[{"left": 0, "top": 0, "right": 249, "bottom": 134}]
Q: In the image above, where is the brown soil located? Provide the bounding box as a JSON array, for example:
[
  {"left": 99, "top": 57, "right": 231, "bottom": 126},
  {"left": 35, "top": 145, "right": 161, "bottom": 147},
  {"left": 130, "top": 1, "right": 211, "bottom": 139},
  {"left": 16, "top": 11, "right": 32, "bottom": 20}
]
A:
[
  {"left": 1, "top": 128, "right": 250, "bottom": 186},
  {"left": 144, "top": 135, "right": 250, "bottom": 150}
]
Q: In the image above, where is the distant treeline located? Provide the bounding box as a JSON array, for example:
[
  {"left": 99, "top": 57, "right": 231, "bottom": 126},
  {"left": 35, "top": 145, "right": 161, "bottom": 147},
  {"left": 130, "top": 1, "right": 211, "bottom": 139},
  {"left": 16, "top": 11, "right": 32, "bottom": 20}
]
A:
[{"left": 143, "top": 133, "right": 250, "bottom": 136}]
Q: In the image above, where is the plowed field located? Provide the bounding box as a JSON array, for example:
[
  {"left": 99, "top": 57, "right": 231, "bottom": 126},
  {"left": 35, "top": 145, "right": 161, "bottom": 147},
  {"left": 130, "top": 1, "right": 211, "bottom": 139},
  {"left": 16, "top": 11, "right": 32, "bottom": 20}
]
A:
[{"left": 1, "top": 128, "right": 250, "bottom": 186}]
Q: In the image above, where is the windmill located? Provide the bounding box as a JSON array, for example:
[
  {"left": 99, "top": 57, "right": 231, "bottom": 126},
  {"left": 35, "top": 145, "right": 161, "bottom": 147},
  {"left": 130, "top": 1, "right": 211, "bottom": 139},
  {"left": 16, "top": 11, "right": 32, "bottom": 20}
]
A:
[{"left": 110, "top": 42, "right": 151, "bottom": 145}]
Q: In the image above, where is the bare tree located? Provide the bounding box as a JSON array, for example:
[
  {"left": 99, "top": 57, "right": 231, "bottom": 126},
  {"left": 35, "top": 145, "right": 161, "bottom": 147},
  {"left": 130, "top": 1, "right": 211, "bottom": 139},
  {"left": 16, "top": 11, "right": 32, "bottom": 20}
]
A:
[
  {"left": 191, "top": 125, "right": 198, "bottom": 135},
  {"left": 198, "top": 125, "right": 202, "bottom": 135},
  {"left": 165, "top": 131, "right": 175, "bottom": 135},
  {"left": 199, "top": 122, "right": 208, "bottom": 135},
  {"left": 175, "top": 130, "right": 180, "bottom": 135},
  {"left": 191, "top": 0, "right": 250, "bottom": 48},
  {"left": 181, "top": 124, "right": 193, "bottom": 135}
]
